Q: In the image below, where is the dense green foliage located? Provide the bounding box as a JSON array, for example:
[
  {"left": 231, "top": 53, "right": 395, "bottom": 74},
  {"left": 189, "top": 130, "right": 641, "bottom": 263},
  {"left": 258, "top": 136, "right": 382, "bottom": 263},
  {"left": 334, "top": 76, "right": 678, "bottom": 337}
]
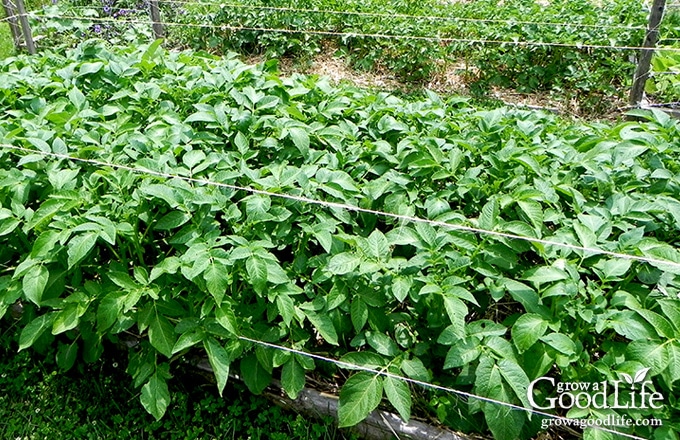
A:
[
  {"left": 2, "top": 41, "right": 680, "bottom": 439},
  {"left": 183, "top": 0, "right": 646, "bottom": 88},
  {"left": 643, "top": 12, "right": 680, "bottom": 103},
  {"left": 0, "top": 322, "right": 349, "bottom": 439},
  {"left": 28, "top": 0, "right": 680, "bottom": 112}
]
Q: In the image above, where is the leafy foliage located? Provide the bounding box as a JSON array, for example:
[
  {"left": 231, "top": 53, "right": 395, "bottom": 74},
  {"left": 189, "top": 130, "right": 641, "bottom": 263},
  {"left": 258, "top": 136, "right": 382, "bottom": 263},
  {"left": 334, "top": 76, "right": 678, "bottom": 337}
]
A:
[
  {"left": 2, "top": 41, "right": 680, "bottom": 438},
  {"left": 0, "top": 329, "right": 354, "bottom": 439},
  {"left": 27, "top": 0, "right": 680, "bottom": 111}
]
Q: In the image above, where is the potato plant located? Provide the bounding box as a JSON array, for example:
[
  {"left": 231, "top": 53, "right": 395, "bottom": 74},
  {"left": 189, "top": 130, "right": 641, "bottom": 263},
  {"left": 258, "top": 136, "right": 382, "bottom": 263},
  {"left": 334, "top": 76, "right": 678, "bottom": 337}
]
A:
[
  {"left": 29, "top": 0, "right": 673, "bottom": 111},
  {"left": 1, "top": 41, "right": 680, "bottom": 439}
]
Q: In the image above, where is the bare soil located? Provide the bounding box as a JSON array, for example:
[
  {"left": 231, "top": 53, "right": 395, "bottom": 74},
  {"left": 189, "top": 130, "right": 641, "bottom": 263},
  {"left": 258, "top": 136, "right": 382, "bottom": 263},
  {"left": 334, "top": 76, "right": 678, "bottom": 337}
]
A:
[{"left": 246, "top": 43, "right": 624, "bottom": 119}]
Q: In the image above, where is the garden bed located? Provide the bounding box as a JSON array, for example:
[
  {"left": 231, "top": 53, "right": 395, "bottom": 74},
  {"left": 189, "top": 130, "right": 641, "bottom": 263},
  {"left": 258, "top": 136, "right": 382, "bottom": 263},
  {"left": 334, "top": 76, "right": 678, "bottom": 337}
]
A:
[{"left": 1, "top": 40, "right": 680, "bottom": 440}]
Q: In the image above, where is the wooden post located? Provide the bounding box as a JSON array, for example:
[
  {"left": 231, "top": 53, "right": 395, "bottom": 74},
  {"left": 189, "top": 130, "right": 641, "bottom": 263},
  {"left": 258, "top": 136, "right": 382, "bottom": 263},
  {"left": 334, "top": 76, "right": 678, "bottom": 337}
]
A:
[
  {"left": 629, "top": 0, "right": 666, "bottom": 107},
  {"left": 149, "top": 0, "right": 164, "bottom": 39},
  {"left": 13, "top": 0, "right": 35, "bottom": 54},
  {"left": 2, "top": 0, "right": 22, "bottom": 53}
]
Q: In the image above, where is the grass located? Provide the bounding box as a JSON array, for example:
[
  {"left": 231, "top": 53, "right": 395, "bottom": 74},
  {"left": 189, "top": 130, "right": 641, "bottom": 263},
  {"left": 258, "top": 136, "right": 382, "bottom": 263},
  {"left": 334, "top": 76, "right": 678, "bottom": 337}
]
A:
[
  {"left": 0, "top": 21, "right": 16, "bottom": 59},
  {"left": 0, "top": 0, "right": 53, "bottom": 59}
]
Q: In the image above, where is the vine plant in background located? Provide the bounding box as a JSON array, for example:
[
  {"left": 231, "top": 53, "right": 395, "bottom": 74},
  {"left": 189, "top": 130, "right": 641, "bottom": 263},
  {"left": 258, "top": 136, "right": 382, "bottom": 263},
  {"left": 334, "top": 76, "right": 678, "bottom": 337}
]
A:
[{"left": 1, "top": 41, "right": 680, "bottom": 439}]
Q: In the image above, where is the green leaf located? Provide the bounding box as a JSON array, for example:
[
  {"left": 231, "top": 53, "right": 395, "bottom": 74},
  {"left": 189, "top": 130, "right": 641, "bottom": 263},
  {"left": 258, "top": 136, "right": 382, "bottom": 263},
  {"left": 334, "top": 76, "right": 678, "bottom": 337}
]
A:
[
  {"left": 594, "top": 258, "right": 631, "bottom": 280},
  {"left": 445, "top": 285, "right": 479, "bottom": 306},
  {"left": 68, "top": 87, "right": 86, "bottom": 109},
  {"left": 400, "top": 358, "right": 430, "bottom": 382},
  {"left": 139, "top": 184, "right": 179, "bottom": 208},
  {"left": 149, "top": 311, "right": 176, "bottom": 358},
  {"left": 438, "top": 325, "right": 462, "bottom": 345},
  {"left": 627, "top": 340, "right": 670, "bottom": 375},
  {"left": 234, "top": 131, "right": 249, "bottom": 154},
  {"left": 185, "top": 111, "right": 216, "bottom": 123},
  {"left": 665, "top": 340, "right": 680, "bottom": 384},
  {"left": 443, "top": 296, "right": 467, "bottom": 340},
  {"left": 52, "top": 136, "right": 68, "bottom": 154},
  {"left": 338, "top": 372, "right": 383, "bottom": 427},
  {"left": 24, "top": 199, "right": 68, "bottom": 232},
  {"left": 517, "top": 200, "right": 543, "bottom": 229},
  {"left": 27, "top": 137, "right": 50, "bottom": 152},
  {"left": 141, "top": 372, "right": 170, "bottom": 421},
  {"left": 52, "top": 303, "right": 81, "bottom": 335},
  {"left": 255, "top": 346, "right": 275, "bottom": 374},
  {"left": 523, "top": 266, "right": 569, "bottom": 284},
  {"left": 204, "top": 337, "right": 231, "bottom": 396},
  {"left": 485, "top": 336, "right": 517, "bottom": 361},
  {"left": 641, "top": 245, "right": 680, "bottom": 275},
  {"left": 376, "top": 114, "right": 408, "bottom": 133},
  {"left": 636, "top": 309, "right": 676, "bottom": 339},
  {"left": 351, "top": 298, "right": 368, "bottom": 332},
  {"left": 340, "top": 352, "right": 386, "bottom": 370},
  {"left": 142, "top": 38, "right": 163, "bottom": 60},
  {"left": 383, "top": 376, "right": 411, "bottom": 422},
  {"left": 468, "top": 320, "right": 507, "bottom": 338},
  {"left": 497, "top": 359, "right": 532, "bottom": 410},
  {"left": 304, "top": 310, "right": 339, "bottom": 346},
  {"left": 215, "top": 303, "right": 238, "bottom": 335},
  {"left": 479, "top": 198, "right": 499, "bottom": 230},
  {"left": 245, "top": 195, "right": 271, "bottom": 221},
  {"left": 19, "top": 313, "right": 56, "bottom": 351},
  {"left": 172, "top": 330, "right": 204, "bottom": 354},
  {"left": 108, "top": 269, "right": 140, "bottom": 291},
  {"left": 281, "top": 357, "right": 306, "bottom": 399},
  {"left": 30, "top": 230, "right": 61, "bottom": 259},
  {"left": 183, "top": 150, "right": 206, "bottom": 169},
  {"left": 327, "top": 252, "right": 361, "bottom": 275},
  {"left": 364, "top": 230, "right": 389, "bottom": 260},
  {"left": 475, "top": 356, "right": 524, "bottom": 440},
  {"left": 272, "top": 347, "right": 292, "bottom": 368},
  {"left": 154, "top": 211, "right": 191, "bottom": 230},
  {"left": 79, "top": 61, "right": 104, "bottom": 76},
  {"left": 97, "top": 291, "right": 126, "bottom": 332},
  {"left": 540, "top": 333, "right": 576, "bottom": 356},
  {"left": 444, "top": 338, "right": 481, "bottom": 368},
  {"left": 204, "top": 262, "right": 229, "bottom": 304},
  {"left": 366, "top": 331, "right": 399, "bottom": 357},
  {"left": 276, "top": 293, "right": 295, "bottom": 327},
  {"left": 23, "top": 265, "right": 49, "bottom": 306},
  {"left": 391, "top": 276, "right": 412, "bottom": 302},
  {"left": 67, "top": 232, "right": 98, "bottom": 269},
  {"left": 583, "top": 427, "right": 614, "bottom": 440},
  {"left": 289, "top": 127, "right": 310, "bottom": 157},
  {"left": 240, "top": 354, "right": 272, "bottom": 394},
  {"left": 415, "top": 223, "right": 437, "bottom": 249},
  {"left": 0, "top": 217, "right": 20, "bottom": 236},
  {"left": 607, "top": 310, "right": 657, "bottom": 340},
  {"left": 512, "top": 314, "right": 548, "bottom": 353},
  {"left": 574, "top": 221, "right": 597, "bottom": 248},
  {"left": 246, "top": 255, "right": 268, "bottom": 294},
  {"left": 659, "top": 299, "right": 680, "bottom": 334},
  {"left": 56, "top": 341, "right": 78, "bottom": 371},
  {"left": 150, "top": 257, "right": 181, "bottom": 282},
  {"left": 502, "top": 279, "right": 545, "bottom": 316}
]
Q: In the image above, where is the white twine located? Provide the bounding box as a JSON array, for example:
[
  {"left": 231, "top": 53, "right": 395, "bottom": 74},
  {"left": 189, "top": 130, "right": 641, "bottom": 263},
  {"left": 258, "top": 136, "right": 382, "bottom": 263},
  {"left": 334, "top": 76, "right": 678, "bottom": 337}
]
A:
[
  {"left": 2, "top": 144, "right": 679, "bottom": 271},
  {"left": 24, "top": 13, "right": 677, "bottom": 52},
  {"left": 155, "top": 0, "right": 648, "bottom": 31},
  {"left": 238, "top": 336, "right": 649, "bottom": 440},
  {"left": 0, "top": 145, "right": 666, "bottom": 439}
]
